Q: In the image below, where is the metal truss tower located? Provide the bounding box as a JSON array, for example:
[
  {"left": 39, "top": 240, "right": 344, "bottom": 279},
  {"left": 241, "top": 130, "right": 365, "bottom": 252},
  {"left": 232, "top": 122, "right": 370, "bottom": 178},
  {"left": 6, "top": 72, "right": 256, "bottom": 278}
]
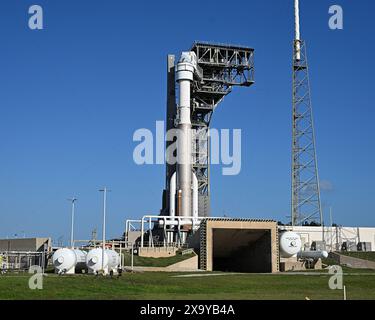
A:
[
  {"left": 162, "top": 42, "right": 255, "bottom": 217},
  {"left": 291, "top": 0, "right": 323, "bottom": 226}
]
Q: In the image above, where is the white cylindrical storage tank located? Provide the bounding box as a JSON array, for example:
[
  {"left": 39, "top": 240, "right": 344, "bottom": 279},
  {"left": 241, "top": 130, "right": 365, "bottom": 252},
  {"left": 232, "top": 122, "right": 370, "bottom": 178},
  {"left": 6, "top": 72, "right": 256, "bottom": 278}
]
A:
[
  {"left": 279, "top": 231, "right": 302, "bottom": 258},
  {"left": 86, "top": 248, "right": 108, "bottom": 273},
  {"left": 86, "top": 248, "right": 120, "bottom": 274},
  {"left": 106, "top": 249, "right": 120, "bottom": 270},
  {"left": 53, "top": 248, "right": 88, "bottom": 274},
  {"left": 53, "top": 248, "right": 77, "bottom": 273}
]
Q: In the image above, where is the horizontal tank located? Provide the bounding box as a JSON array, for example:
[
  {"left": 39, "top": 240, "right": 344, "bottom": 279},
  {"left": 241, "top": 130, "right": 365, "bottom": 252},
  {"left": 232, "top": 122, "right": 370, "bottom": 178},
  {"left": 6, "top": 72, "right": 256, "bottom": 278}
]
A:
[
  {"left": 279, "top": 231, "right": 302, "bottom": 258},
  {"left": 298, "top": 250, "right": 328, "bottom": 260},
  {"left": 53, "top": 248, "right": 87, "bottom": 274},
  {"left": 86, "top": 248, "right": 120, "bottom": 274},
  {"left": 106, "top": 249, "right": 120, "bottom": 270}
]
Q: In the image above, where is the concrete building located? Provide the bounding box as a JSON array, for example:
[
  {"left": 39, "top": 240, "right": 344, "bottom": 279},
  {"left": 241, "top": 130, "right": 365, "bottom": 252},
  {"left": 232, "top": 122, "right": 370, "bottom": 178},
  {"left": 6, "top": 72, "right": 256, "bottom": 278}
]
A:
[
  {"left": 191, "top": 219, "right": 279, "bottom": 273},
  {"left": 0, "top": 237, "right": 51, "bottom": 253},
  {"left": 279, "top": 226, "right": 375, "bottom": 252},
  {"left": 0, "top": 238, "right": 51, "bottom": 271}
]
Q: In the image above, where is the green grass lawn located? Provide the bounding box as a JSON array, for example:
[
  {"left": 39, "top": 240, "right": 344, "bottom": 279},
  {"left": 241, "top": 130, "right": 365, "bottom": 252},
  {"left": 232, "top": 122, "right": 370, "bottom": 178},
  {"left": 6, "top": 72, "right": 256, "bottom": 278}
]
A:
[
  {"left": 338, "top": 251, "right": 375, "bottom": 262},
  {"left": 1, "top": 269, "right": 374, "bottom": 300}
]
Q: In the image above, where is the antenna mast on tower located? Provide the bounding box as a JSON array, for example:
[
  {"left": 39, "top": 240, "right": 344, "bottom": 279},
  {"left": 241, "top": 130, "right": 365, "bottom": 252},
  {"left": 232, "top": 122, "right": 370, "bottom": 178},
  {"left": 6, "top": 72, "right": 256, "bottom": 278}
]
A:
[{"left": 291, "top": 0, "right": 323, "bottom": 226}]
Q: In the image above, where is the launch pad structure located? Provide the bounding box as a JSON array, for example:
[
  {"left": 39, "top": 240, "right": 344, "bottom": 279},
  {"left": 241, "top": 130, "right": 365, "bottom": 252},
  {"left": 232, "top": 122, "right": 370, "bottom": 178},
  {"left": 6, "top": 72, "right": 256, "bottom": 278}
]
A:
[
  {"left": 161, "top": 42, "right": 255, "bottom": 220},
  {"left": 123, "top": 1, "right": 333, "bottom": 274},
  {"left": 148, "top": 42, "right": 256, "bottom": 245}
]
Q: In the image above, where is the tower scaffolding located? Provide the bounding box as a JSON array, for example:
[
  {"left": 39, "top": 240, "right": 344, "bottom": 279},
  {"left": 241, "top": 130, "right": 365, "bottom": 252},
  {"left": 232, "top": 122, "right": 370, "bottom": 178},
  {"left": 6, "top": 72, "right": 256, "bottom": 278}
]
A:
[
  {"left": 162, "top": 42, "right": 255, "bottom": 218},
  {"left": 291, "top": 0, "right": 323, "bottom": 226}
]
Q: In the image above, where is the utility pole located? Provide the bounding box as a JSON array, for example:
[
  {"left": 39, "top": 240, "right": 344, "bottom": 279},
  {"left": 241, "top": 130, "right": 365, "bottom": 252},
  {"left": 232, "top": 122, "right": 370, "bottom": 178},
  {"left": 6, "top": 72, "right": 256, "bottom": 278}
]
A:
[
  {"left": 131, "top": 242, "right": 134, "bottom": 272},
  {"left": 99, "top": 187, "right": 110, "bottom": 273},
  {"left": 67, "top": 197, "right": 77, "bottom": 248}
]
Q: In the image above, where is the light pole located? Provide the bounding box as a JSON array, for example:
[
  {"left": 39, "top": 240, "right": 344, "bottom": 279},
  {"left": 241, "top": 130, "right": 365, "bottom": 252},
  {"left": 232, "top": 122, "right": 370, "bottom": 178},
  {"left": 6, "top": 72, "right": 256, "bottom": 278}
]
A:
[
  {"left": 99, "top": 187, "right": 110, "bottom": 273},
  {"left": 67, "top": 198, "right": 77, "bottom": 248}
]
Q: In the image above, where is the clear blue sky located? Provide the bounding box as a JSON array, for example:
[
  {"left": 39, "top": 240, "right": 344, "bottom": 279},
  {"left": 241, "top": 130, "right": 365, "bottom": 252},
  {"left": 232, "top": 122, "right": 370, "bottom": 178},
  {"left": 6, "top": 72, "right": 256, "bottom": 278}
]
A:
[{"left": 0, "top": 0, "right": 374, "bottom": 244}]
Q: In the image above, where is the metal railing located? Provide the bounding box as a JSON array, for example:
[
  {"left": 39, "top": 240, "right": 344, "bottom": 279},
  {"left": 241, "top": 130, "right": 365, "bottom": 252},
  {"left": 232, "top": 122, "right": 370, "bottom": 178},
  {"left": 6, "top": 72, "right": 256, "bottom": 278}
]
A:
[{"left": 0, "top": 251, "right": 46, "bottom": 272}]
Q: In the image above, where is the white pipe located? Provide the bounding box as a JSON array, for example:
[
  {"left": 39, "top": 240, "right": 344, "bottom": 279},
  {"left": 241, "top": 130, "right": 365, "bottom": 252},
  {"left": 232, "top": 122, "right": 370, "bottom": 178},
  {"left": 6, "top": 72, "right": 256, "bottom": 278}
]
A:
[
  {"left": 102, "top": 188, "right": 107, "bottom": 271},
  {"left": 169, "top": 172, "right": 176, "bottom": 217},
  {"left": 125, "top": 220, "right": 128, "bottom": 242},
  {"left": 119, "top": 242, "right": 122, "bottom": 268},
  {"left": 145, "top": 215, "right": 223, "bottom": 220},
  {"left": 140, "top": 217, "right": 144, "bottom": 247},
  {"left": 294, "top": 0, "right": 301, "bottom": 61},
  {"left": 69, "top": 198, "right": 77, "bottom": 249},
  {"left": 192, "top": 172, "right": 198, "bottom": 221},
  {"left": 131, "top": 242, "right": 134, "bottom": 271},
  {"left": 139, "top": 215, "right": 226, "bottom": 245},
  {"left": 159, "top": 220, "right": 200, "bottom": 226}
]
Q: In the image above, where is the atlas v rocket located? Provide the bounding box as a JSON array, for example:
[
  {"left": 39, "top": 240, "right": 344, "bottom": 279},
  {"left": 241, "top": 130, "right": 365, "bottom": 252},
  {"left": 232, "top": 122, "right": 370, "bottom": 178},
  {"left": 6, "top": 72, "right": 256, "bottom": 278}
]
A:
[
  {"left": 161, "top": 42, "right": 254, "bottom": 231},
  {"left": 169, "top": 52, "right": 200, "bottom": 221}
]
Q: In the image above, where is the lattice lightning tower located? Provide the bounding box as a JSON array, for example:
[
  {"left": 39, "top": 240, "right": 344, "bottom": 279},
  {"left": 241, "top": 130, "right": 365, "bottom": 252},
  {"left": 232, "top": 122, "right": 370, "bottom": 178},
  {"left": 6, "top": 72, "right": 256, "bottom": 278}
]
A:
[{"left": 291, "top": 0, "right": 323, "bottom": 226}]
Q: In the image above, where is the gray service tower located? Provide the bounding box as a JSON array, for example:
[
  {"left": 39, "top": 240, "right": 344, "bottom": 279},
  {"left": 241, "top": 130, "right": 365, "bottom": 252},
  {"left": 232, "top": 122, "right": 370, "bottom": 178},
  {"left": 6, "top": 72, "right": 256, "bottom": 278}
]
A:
[{"left": 160, "top": 42, "right": 255, "bottom": 241}]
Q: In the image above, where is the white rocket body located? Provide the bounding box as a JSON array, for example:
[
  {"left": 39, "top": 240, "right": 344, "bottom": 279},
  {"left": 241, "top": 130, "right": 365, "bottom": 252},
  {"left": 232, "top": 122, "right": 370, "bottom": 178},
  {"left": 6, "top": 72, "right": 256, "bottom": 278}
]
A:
[{"left": 169, "top": 52, "right": 199, "bottom": 220}]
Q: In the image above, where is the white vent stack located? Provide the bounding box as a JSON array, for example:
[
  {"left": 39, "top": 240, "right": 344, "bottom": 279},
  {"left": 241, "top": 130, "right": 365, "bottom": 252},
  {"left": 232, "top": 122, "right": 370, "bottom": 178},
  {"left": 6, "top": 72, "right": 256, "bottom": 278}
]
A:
[
  {"left": 169, "top": 172, "right": 176, "bottom": 219},
  {"left": 86, "top": 248, "right": 120, "bottom": 275},
  {"left": 52, "top": 248, "right": 87, "bottom": 274},
  {"left": 294, "top": 0, "right": 301, "bottom": 61}
]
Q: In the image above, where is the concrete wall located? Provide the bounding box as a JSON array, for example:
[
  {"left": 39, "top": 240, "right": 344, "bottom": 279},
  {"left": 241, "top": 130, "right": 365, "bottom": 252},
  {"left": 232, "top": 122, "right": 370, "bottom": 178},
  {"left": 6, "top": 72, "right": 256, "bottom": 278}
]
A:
[
  {"left": 329, "top": 252, "right": 375, "bottom": 269},
  {"left": 138, "top": 247, "right": 177, "bottom": 258},
  {"left": 0, "top": 238, "right": 51, "bottom": 252},
  {"left": 127, "top": 231, "right": 142, "bottom": 243},
  {"left": 126, "top": 255, "right": 198, "bottom": 272},
  {"left": 165, "top": 255, "right": 198, "bottom": 271}
]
